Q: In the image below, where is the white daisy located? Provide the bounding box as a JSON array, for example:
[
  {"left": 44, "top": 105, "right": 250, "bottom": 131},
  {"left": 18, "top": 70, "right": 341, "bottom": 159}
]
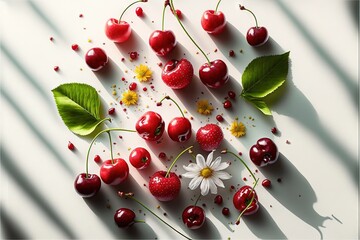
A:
[{"left": 182, "top": 151, "right": 232, "bottom": 196}]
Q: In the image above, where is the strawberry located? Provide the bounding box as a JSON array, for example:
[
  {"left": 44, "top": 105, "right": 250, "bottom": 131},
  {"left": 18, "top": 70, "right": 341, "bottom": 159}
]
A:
[
  {"left": 196, "top": 123, "right": 223, "bottom": 151},
  {"left": 161, "top": 58, "right": 193, "bottom": 89},
  {"left": 149, "top": 171, "right": 181, "bottom": 201}
]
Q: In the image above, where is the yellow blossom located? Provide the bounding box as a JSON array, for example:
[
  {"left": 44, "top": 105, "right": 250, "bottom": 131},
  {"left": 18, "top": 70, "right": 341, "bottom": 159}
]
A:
[
  {"left": 121, "top": 90, "right": 138, "bottom": 106},
  {"left": 197, "top": 99, "right": 213, "bottom": 115},
  {"left": 134, "top": 64, "right": 152, "bottom": 82},
  {"left": 230, "top": 120, "right": 246, "bottom": 137}
]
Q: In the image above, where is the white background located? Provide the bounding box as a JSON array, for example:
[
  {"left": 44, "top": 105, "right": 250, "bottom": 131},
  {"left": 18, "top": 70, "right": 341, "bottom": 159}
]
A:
[{"left": 1, "top": 0, "right": 358, "bottom": 239}]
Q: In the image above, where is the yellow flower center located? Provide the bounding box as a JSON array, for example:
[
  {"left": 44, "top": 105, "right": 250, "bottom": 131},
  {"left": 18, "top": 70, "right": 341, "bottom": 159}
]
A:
[{"left": 200, "top": 167, "right": 213, "bottom": 178}]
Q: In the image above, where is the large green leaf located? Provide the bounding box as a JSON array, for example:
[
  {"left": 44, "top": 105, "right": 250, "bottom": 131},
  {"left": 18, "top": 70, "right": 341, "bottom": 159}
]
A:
[
  {"left": 241, "top": 52, "right": 289, "bottom": 98},
  {"left": 52, "top": 83, "right": 107, "bottom": 135},
  {"left": 243, "top": 96, "right": 272, "bottom": 115}
]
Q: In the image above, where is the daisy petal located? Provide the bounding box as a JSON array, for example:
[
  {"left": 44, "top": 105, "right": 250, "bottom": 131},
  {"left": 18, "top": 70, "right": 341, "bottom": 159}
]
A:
[
  {"left": 183, "top": 163, "right": 201, "bottom": 172},
  {"left": 182, "top": 171, "right": 199, "bottom": 179},
  {"left": 214, "top": 171, "right": 232, "bottom": 180},
  {"left": 196, "top": 154, "right": 206, "bottom": 169},
  {"left": 189, "top": 176, "right": 203, "bottom": 190},
  {"left": 212, "top": 176, "right": 225, "bottom": 188},
  {"left": 213, "top": 162, "right": 230, "bottom": 171},
  {"left": 209, "top": 179, "right": 218, "bottom": 194},
  {"left": 210, "top": 157, "right": 221, "bottom": 169},
  {"left": 200, "top": 178, "right": 210, "bottom": 196},
  {"left": 206, "top": 151, "right": 214, "bottom": 166}
]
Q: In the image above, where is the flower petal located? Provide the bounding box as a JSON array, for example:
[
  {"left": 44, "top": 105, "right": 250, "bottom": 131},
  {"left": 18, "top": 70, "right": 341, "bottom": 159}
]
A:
[
  {"left": 183, "top": 163, "right": 201, "bottom": 172},
  {"left": 212, "top": 176, "right": 225, "bottom": 188},
  {"left": 206, "top": 151, "right": 214, "bottom": 166},
  {"left": 213, "top": 162, "right": 230, "bottom": 171},
  {"left": 210, "top": 157, "right": 221, "bottom": 169},
  {"left": 182, "top": 171, "right": 199, "bottom": 179},
  {"left": 213, "top": 171, "right": 232, "bottom": 180},
  {"left": 208, "top": 179, "right": 218, "bottom": 194},
  {"left": 196, "top": 154, "right": 206, "bottom": 169},
  {"left": 189, "top": 176, "right": 203, "bottom": 190},
  {"left": 200, "top": 178, "right": 210, "bottom": 196}
]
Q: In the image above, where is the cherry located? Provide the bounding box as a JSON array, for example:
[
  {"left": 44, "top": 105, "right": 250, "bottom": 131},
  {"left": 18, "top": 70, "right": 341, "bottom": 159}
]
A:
[
  {"left": 222, "top": 207, "right": 230, "bottom": 216},
  {"left": 223, "top": 100, "right": 232, "bottom": 109},
  {"left": 94, "top": 155, "right": 101, "bottom": 163},
  {"left": 129, "top": 147, "right": 151, "bottom": 169},
  {"left": 159, "top": 96, "right": 191, "bottom": 142},
  {"left": 85, "top": 47, "right": 108, "bottom": 71},
  {"left": 228, "top": 90, "right": 236, "bottom": 99},
  {"left": 239, "top": 5, "right": 269, "bottom": 47},
  {"left": 173, "top": 9, "right": 182, "bottom": 19},
  {"left": 129, "top": 82, "right": 137, "bottom": 90},
  {"left": 262, "top": 179, "right": 271, "bottom": 188},
  {"left": 100, "top": 158, "right": 129, "bottom": 185},
  {"left": 214, "top": 195, "right": 223, "bottom": 205},
  {"left": 201, "top": 0, "right": 226, "bottom": 35},
  {"left": 135, "top": 111, "right": 165, "bottom": 141},
  {"left": 233, "top": 185, "right": 259, "bottom": 216},
  {"left": 149, "top": 146, "right": 192, "bottom": 201},
  {"left": 135, "top": 7, "right": 143, "bottom": 17},
  {"left": 105, "top": 0, "right": 147, "bottom": 43},
  {"left": 182, "top": 205, "right": 206, "bottom": 229},
  {"left": 74, "top": 173, "right": 101, "bottom": 198},
  {"left": 216, "top": 115, "right": 224, "bottom": 122},
  {"left": 161, "top": 58, "right": 193, "bottom": 89},
  {"left": 249, "top": 137, "right": 279, "bottom": 167},
  {"left": 114, "top": 208, "right": 136, "bottom": 228}
]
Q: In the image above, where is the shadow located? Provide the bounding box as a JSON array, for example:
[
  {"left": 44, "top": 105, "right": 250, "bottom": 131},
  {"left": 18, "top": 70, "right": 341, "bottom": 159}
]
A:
[
  {"left": 182, "top": 217, "right": 222, "bottom": 240},
  {"left": 243, "top": 203, "right": 287, "bottom": 239},
  {"left": 274, "top": 0, "right": 358, "bottom": 107},
  {"left": 259, "top": 153, "right": 331, "bottom": 238},
  {"left": 1, "top": 89, "right": 74, "bottom": 175},
  {"left": 0, "top": 147, "right": 77, "bottom": 239},
  {"left": 0, "top": 206, "right": 29, "bottom": 239},
  {"left": 346, "top": 0, "right": 359, "bottom": 29},
  {"left": 114, "top": 31, "right": 148, "bottom": 64}
]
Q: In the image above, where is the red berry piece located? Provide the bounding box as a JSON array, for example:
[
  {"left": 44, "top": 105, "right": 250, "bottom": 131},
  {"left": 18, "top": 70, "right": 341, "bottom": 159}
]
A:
[
  {"left": 222, "top": 207, "right": 230, "bottom": 216},
  {"left": 129, "top": 51, "right": 138, "bottom": 60},
  {"left": 129, "top": 82, "right": 137, "bottom": 90},
  {"left": 135, "top": 7, "right": 143, "bottom": 17},
  {"left": 68, "top": 141, "right": 75, "bottom": 150},
  {"left": 114, "top": 208, "right": 136, "bottom": 228},
  {"left": 173, "top": 9, "right": 182, "bottom": 19},
  {"left": 216, "top": 114, "right": 224, "bottom": 122},
  {"left": 50, "top": 37, "right": 54, "bottom": 41},
  {"left": 158, "top": 152, "right": 167, "bottom": 160},
  {"left": 214, "top": 195, "right": 223, "bottom": 205},
  {"left": 229, "top": 50, "right": 235, "bottom": 57},
  {"left": 271, "top": 127, "right": 277, "bottom": 134},
  {"left": 71, "top": 44, "right": 79, "bottom": 51},
  {"left": 223, "top": 100, "right": 232, "bottom": 109},
  {"left": 182, "top": 205, "right": 205, "bottom": 229},
  {"left": 108, "top": 107, "right": 115, "bottom": 115},
  {"left": 74, "top": 173, "right": 101, "bottom": 197},
  {"left": 54, "top": 66, "right": 59, "bottom": 72},
  {"left": 262, "top": 179, "right": 271, "bottom": 188},
  {"left": 94, "top": 155, "right": 101, "bottom": 163},
  {"left": 228, "top": 91, "right": 236, "bottom": 99}
]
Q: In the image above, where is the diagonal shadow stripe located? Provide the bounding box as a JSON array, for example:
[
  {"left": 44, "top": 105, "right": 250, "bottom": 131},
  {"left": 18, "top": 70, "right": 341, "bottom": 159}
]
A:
[
  {"left": 275, "top": 0, "right": 358, "bottom": 107},
  {"left": 1, "top": 147, "right": 77, "bottom": 239},
  {"left": 1, "top": 89, "right": 74, "bottom": 175},
  {"left": 0, "top": 205, "right": 29, "bottom": 239}
]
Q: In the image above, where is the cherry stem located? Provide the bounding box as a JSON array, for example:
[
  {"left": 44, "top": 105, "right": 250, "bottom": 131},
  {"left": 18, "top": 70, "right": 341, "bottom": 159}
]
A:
[
  {"left": 235, "top": 178, "right": 259, "bottom": 225},
  {"left": 107, "top": 132, "right": 114, "bottom": 164},
  {"left": 119, "top": 0, "right": 145, "bottom": 22},
  {"left": 161, "top": 2, "right": 167, "bottom": 31},
  {"left": 159, "top": 96, "right": 185, "bottom": 118},
  {"left": 134, "top": 220, "right": 146, "bottom": 223},
  {"left": 239, "top": 5, "right": 259, "bottom": 28},
  {"left": 169, "top": 0, "right": 211, "bottom": 64},
  {"left": 85, "top": 127, "right": 136, "bottom": 178},
  {"left": 120, "top": 193, "right": 191, "bottom": 240},
  {"left": 194, "top": 194, "right": 201, "bottom": 206},
  {"left": 165, "top": 146, "right": 193, "bottom": 178},
  {"left": 215, "top": 0, "right": 222, "bottom": 12},
  {"left": 221, "top": 149, "right": 256, "bottom": 182}
]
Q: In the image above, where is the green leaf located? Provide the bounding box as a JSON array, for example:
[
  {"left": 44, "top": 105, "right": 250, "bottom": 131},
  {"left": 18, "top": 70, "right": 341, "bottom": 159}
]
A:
[
  {"left": 52, "top": 83, "right": 107, "bottom": 135},
  {"left": 244, "top": 96, "right": 272, "bottom": 115},
  {"left": 241, "top": 51, "right": 289, "bottom": 98}
]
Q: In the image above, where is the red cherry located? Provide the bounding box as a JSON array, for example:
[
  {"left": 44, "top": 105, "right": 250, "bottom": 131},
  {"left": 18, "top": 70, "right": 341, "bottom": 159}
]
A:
[
  {"left": 233, "top": 185, "right": 259, "bottom": 216},
  {"left": 199, "top": 59, "right": 229, "bottom": 88},
  {"left": 222, "top": 207, "right": 230, "bottom": 216},
  {"left": 246, "top": 27, "right": 269, "bottom": 47},
  {"left": 214, "top": 195, "right": 223, "bottom": 205},
  {"left": 149, "top": 171, "right": 181, "bottom": 201},
  {"left": 167, "top": 117, "right": 192, "bottom": 142},
  {"left": 105, "top": 18, "right": 131, "bottom": 43},
  {"left": 85, "top": 47, "right": 108, "bottom": 71},
  {"left": 129, "top": 147, "right": 151, "bottom": 169},
  {"left": 114, "top": 208, "right": 136, "bottom": 228},
  {"left": 74, "top": 173, "right": 101, "bottom": 198},
  {"left": 149, "top": 30, "right": 176, "bottom": 56},
  {"left": 249, "top": 137, "right": 279, "bottom": 167},
  {"left": 94, "top": 155, "right": 101, "bottom": 163},
  {"left": 135, "top": 7, "right": 143, "bottom": 17},
  {"left": 129, "top": 82, "right": 137, "bottom": 90},
  {"left": 182, "top": 205, "right": 206, "bottom": 229},
  {"left": 201, "top": 10, "right": 226, "bottom": 35},
  {"left": 99, "top": 158, "right": 129, "bottom": 185},
  {"left": 196, "top": 123, "right": 223, "bottom": 151},
  {"left": 223, "top": 100, "right": 232, "bottom": 109},
  {"left": 216, "top": 115, "right": 224, "bottom": 122},
  {"left": 68, "top": 141, "right": 75, "bottom": 150},
  {"left": 262, "top": 179, "right": 271, "bottom": 188},
  {"left": 161, "top": 59, "right": 193, "bottom": 89},
  {"left": 173, "top": 9, "right": 182, "bottom": 19},
  {"left": 135, "top": 111, "right": 165, "bottom": 141}
]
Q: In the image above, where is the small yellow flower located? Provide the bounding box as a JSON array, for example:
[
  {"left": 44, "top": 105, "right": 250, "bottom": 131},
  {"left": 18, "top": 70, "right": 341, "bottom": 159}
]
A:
[
  {"left": 121, "top": 90, "right": 138, "bottom": 106},
  {"left": 134, "top": 64, "right": 152, "bottom": 82},
  {"left": 197, "top": 99, "right": 213, "bottom": 115},
  {"left": 230, "top": 120, "right": 246, "bottom": 137}
]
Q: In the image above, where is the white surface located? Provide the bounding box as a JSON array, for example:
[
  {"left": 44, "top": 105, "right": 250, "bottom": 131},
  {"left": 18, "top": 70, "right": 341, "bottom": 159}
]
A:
[{"left": 1, "top": 0, "right": 358, "bottom": 239}]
